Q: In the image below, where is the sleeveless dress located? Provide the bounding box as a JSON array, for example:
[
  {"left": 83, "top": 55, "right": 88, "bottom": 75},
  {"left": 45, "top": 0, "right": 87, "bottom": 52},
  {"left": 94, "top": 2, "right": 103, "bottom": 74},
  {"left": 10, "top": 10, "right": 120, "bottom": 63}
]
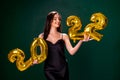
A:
[{"left": 44, "top": 38, "right": 69, "bottom": 80}]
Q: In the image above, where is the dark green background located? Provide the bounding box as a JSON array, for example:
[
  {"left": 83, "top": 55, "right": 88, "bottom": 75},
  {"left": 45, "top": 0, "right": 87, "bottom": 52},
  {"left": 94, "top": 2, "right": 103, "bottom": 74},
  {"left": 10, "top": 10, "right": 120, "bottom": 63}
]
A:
[{"left": 1, "top": 0, "right": 120, "bottom": 80}]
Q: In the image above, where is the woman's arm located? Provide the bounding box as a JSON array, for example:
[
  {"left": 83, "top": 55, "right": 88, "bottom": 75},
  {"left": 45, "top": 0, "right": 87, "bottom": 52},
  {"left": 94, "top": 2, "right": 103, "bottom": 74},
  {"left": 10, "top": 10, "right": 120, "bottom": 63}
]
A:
[{"left": 63, "top": 33, "right": 89, "bottom": 55}]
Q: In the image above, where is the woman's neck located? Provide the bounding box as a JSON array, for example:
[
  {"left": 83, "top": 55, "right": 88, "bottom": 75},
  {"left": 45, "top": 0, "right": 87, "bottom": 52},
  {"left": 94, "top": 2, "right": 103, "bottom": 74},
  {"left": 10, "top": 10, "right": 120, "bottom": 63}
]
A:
[{"left": 49, "top": 27, "right": 58, "bottom": 34}]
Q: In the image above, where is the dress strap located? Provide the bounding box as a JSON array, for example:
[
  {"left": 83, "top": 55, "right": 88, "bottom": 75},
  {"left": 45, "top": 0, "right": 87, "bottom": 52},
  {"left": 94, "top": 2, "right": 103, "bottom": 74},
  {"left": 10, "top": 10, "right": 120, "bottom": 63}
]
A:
[{"left": 61, "top": 33, "right": 63, "bottom": 39}]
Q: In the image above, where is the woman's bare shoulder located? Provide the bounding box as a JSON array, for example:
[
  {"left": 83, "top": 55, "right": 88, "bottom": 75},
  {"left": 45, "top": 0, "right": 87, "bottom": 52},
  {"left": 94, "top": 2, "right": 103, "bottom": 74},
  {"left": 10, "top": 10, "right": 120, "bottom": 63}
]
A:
[
  {"left": 38, "top": 33, "right": 44, "bottom": 38},
  {"left": 62, "top": 33, "right": 69, "bottom": 39},
  {"left": 62, "top": 33, "right": 68, "bottom": 36}
]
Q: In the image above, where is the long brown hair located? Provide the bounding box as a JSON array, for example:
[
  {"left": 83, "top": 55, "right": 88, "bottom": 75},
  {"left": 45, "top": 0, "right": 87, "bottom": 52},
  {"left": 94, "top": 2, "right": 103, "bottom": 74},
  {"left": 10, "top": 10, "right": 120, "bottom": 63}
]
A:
[{"left": 43, "top": 11, "right": 62, "bottom": 40}]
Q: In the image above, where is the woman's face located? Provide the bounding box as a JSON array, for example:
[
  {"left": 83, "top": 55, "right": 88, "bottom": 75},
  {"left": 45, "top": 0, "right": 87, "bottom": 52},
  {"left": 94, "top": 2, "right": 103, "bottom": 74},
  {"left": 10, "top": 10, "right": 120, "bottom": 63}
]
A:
[{"left": 51, "top": 13, "right": 61, "bottom": 28}]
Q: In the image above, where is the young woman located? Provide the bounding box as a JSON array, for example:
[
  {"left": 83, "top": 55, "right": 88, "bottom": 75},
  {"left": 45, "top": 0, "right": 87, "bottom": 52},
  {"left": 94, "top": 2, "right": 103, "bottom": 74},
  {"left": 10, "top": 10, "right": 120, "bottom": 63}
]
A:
[{"left": 34, "top": 11, "right": 90, "bottom": 80}]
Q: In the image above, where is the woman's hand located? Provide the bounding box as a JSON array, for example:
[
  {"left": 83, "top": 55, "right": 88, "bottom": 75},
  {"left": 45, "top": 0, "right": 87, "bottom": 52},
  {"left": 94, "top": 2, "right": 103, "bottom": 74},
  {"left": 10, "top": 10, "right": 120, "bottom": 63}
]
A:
[
  {"left": 83, "top": 33, "right": 91, "bottom": 42},
  {"left": 32, "top": 60, "right": 38, "bottom": 66}
]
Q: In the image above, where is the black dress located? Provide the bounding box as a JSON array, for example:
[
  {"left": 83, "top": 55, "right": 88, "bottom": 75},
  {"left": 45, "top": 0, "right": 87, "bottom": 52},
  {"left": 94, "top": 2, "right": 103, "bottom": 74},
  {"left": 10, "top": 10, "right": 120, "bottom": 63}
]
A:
[{"left": 44, "top": 39, "right": 69, "bottom": 80}]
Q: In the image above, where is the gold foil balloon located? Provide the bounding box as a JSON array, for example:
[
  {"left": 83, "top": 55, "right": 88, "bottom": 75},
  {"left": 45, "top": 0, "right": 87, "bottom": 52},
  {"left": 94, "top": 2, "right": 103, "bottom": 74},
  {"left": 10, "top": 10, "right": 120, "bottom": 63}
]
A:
[
  {"left": 30, "top": 38, "right": 48, "bottom": 64},
  {"left": 84, "top": 12, "right": 108, "bottom": 41},
  {"left": 66, "top": 15, "right": 84, "bottom": 43},
  {"left": 8, "top": 48, "right": 32, "bottom": 71},
  {"left": 8, "top": 38, "right": 48, "bottom": 71},
  {"left": 66, "top": 12, "right": 108, "bottom": 42}
]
